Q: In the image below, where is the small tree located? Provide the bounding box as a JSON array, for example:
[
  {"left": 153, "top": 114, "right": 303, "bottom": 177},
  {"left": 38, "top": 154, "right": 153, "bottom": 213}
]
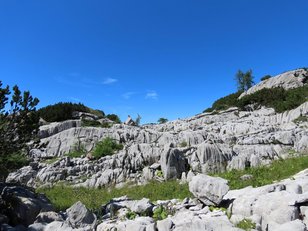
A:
[
  {"left": 235, "top": 69, "right": 254, "bottom": 91},
  {"left": 135, "top": 114, "right": 142, "bottom": 126},
  {"left": 0, "top": 81, "right": 39, "bottom": 179},
  {"left": 158, "top": 118, "right": 168, "bottom": 124},
  {"left": 106, "top": 114, "right": 121, "bottom": 123}
]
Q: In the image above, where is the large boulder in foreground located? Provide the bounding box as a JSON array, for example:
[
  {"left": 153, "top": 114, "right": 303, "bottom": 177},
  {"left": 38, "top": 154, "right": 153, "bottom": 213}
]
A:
[
  {"left": 66, "top": 201, "right": 97, "bottom": 229},
  {"left": 189, "top": 174, "right": 229, "bottom": 206},
  {"left": 0, "top": 184, "right": 53, "bottom": 226}
]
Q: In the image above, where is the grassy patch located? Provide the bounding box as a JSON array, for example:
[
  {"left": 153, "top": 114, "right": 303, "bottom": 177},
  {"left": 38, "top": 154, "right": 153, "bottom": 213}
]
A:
[
  {"left": 81, "top": 119, "right": 102, "bottom": 127},
  {"left": 236, "top": 219, "right": 256, "bottom": 231},
  {"left": 66, "top": 145, "right": 87, "bottom": 158},
  {"left": 179, "top": 141, "right": 188, "bottom": 148},
  {"left": 216, "top": 154, "right": 308, "bottom": 189},
  {"left": 37, "top": 180, "right": 191, "bottom": 211},
  {"left": 293, "top": 115, "right": 308, "bottom": 124}
]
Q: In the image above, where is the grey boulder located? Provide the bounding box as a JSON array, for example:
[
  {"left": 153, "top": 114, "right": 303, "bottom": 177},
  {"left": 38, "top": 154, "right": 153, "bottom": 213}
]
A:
[
  {"left": 189, "top": 174, "right": 229, "bottom": 206},
  {"left": 66, "top": 201, "right": 96, "bottom": 229}
]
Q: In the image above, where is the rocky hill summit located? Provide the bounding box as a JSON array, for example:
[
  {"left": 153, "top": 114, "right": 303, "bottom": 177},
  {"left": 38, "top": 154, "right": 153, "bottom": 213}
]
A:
[{"left": 1, "top": 68, "right": 308, "bottom": 231}]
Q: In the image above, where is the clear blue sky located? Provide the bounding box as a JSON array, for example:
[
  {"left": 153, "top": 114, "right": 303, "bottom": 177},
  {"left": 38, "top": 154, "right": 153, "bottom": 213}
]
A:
[{"left": 1, "top": 0, "right": 307, "bottom": 123}]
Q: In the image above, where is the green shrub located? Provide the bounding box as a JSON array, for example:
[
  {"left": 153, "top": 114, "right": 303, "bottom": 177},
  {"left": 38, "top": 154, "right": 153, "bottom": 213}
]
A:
[
  {"left": 260, "top": 75, "right": 271, "bottom": 81},
  {"left": 293, "top": 115, "right": 308, "bottom": 123},
  {"left": 126, "top": 210, "right": 137, "bottom": 220},
  {"left": 92, "top": 137, "right": 123, "bottom": 159},
  {"left": 203, "top": 91, "right": 243, "bottom": 113},
  {"left": 236, "top": 219, "right": 256, "bottom": 230},
  {"left": 67, "top": 144, "right": 86, "bottom": 158},
  {"left": 106, "top": 114, "right": 121, "bottom": 123},
  {"left": 153, "top": 205, "right": 169, "bottom": 221},
  {"left": 158, "top": 118, "right": 168, "bottom": 124},
  {"left": 179, "top": 141, "right": 188, "bottom": 147},
  {"left": 238, "top": 85, "right": 308, "bottom": 113},
  {"left": 101, "top": 122, "right": 113, "bottom": 128},
  {"left": 38, "top": 102, "right": 90, "bottom": 122},
  {"left": 156, "top": 170, "right": 163, "bottom": 178},
  {"left": 81, "top": 119, "right": 102, "bottom": 127}
]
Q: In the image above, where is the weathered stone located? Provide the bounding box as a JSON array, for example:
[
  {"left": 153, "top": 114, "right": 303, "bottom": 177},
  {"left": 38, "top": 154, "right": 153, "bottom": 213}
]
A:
[
  {"left": 189, "top": 174, "right": 229, "bottom": 206},
  {"left": 160, "top": 146, "right": 187, "bottom": 180},
  {"left": 0, "top": 185, "right": 53, "bottom": 226},
  {"left": 66, "top": 201, "right": 96, "bottom": 229}
]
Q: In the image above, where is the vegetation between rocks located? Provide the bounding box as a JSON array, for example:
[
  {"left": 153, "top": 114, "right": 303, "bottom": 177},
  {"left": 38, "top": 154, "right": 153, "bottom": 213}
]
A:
[
  {"left": 38, "top": 102, "right": 98, "bottom": 122},
  {"left": 92, "top": 137, "right": 123, "bottom": 158},
  {"left": 204, "top": 85, "right": 308, "bottom": 113},
  {"left": 0, "top": 81, "right": 39, "bottom": 180},
  {"left": 236, "top": 218, "right": 256, "bottom": 231},
  {"left": 216, "top": 153, "right": 308, "bottom": 189},
  {"left": 37, "top": 180, "right": 192, "bottom": 211}
]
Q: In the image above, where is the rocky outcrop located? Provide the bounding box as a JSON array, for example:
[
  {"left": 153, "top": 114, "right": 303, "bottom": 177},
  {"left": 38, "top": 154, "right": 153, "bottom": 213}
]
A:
[
  {"left": 6, "top": 99, "right": 308, "bottom": 189},
  {"left": 4, "top": 168, "right": 308, "bottom": 230},
  {"left": 239, "top": 68, "right": 308, "bottom": 98},
  {"left": 0, "top": 184, "right": 53, "bottom": 227},
  {"left": 66, "top": 201, "right": 97, "bottom": 229},
  {"left": 160, "top": 144, "right": 188, "bottom": 180},
  {"left": 224, "top": 169, "right": 308, "bottom": 230}
]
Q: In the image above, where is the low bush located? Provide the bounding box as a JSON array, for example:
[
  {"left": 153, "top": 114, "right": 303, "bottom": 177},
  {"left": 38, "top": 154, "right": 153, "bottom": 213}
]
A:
[
  {"left": 153, "top": 205, "right": 169, "bottom": 221},
  {"left": 260, "top": 75, "right": 271, "bottom": 81},
  {"left": 236, "top": 219, "right": 256, "bottom": 231},
  {"left": 179, "top": 141, "right": 188, "bottom": 147},
  {"left": 106, "top": 114, "right": 121, "bottom": 123},
  {"left": 92, "top": 137, "right": 123, "bottom": 159},
  {"left": 126, "top": 210, "right": 137, "bottom": 220},
  {"left": 38, "top": 102, "right": 89, "bottom": 122},
  {"left": 38, "top": 102, "right": 106, "bottom": 122},
  {"left": 67, "top": 144, "right": 87, "bottom": 158},
  {"left": 81, "top": 119, "right": 102, "bottom": 127},
  {"left": 204, "top": 85, "right": 308, "bottom": 114},
  {"left": 238, "top": 85, "right": 308, "bottom": 113},
  {"left": 203, "top": 91, "right": 242, "bottom": 113}
]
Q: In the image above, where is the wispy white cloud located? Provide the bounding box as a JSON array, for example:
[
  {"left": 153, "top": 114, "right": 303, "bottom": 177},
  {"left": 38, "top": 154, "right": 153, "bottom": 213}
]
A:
[
  {"left": 145, "top": 90, "right": 158, "bottom": 100},
  {"left": 102, "top": 77, "right": 118, "bottom": 85},
  {"left": 122, "top": 92, "right": 137, "bottom": 99}
]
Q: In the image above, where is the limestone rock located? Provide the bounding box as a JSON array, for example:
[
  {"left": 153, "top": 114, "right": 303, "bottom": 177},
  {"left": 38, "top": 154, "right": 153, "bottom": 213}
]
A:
[
  {"left": 239, "top": 68, "right": 308, "bottom": 98},
  {"left": 0, "top": 185, "right": 53, "bottom": 226},
  {"left": 160, "top": 146, "right": 187, "bottom": 180},
  {"left": 189, "top": 174, "right": 229, "bottom": 206},
  {"left": 66, "top": 201, "right": 96, "bottom": 229}
]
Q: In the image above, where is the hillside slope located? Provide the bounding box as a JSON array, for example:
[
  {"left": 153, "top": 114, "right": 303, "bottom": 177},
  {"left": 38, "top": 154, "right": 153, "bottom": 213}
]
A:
[{"left": 6, "top": 69, "right": 308, "bottom": 189}]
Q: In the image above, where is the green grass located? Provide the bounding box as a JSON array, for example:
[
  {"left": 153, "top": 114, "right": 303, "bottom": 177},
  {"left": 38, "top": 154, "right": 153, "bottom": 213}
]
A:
[
  {"left": 293, "top": 115, "right": 308, "bottom": 123},
  {"left": 81, "top": 119, "right": 102, "bottom": 127},
  {"left": 216, "top": 154, "right": 308, "bottom": 189},
  {"left": 66, "top": 147, "right": 86, "bottom": 158},
  {"left": 37, "top": 180, "right": 191, "bottom": 211},
  {"left": 236, "top": 219, "right": 256, "bottom": 231}
]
